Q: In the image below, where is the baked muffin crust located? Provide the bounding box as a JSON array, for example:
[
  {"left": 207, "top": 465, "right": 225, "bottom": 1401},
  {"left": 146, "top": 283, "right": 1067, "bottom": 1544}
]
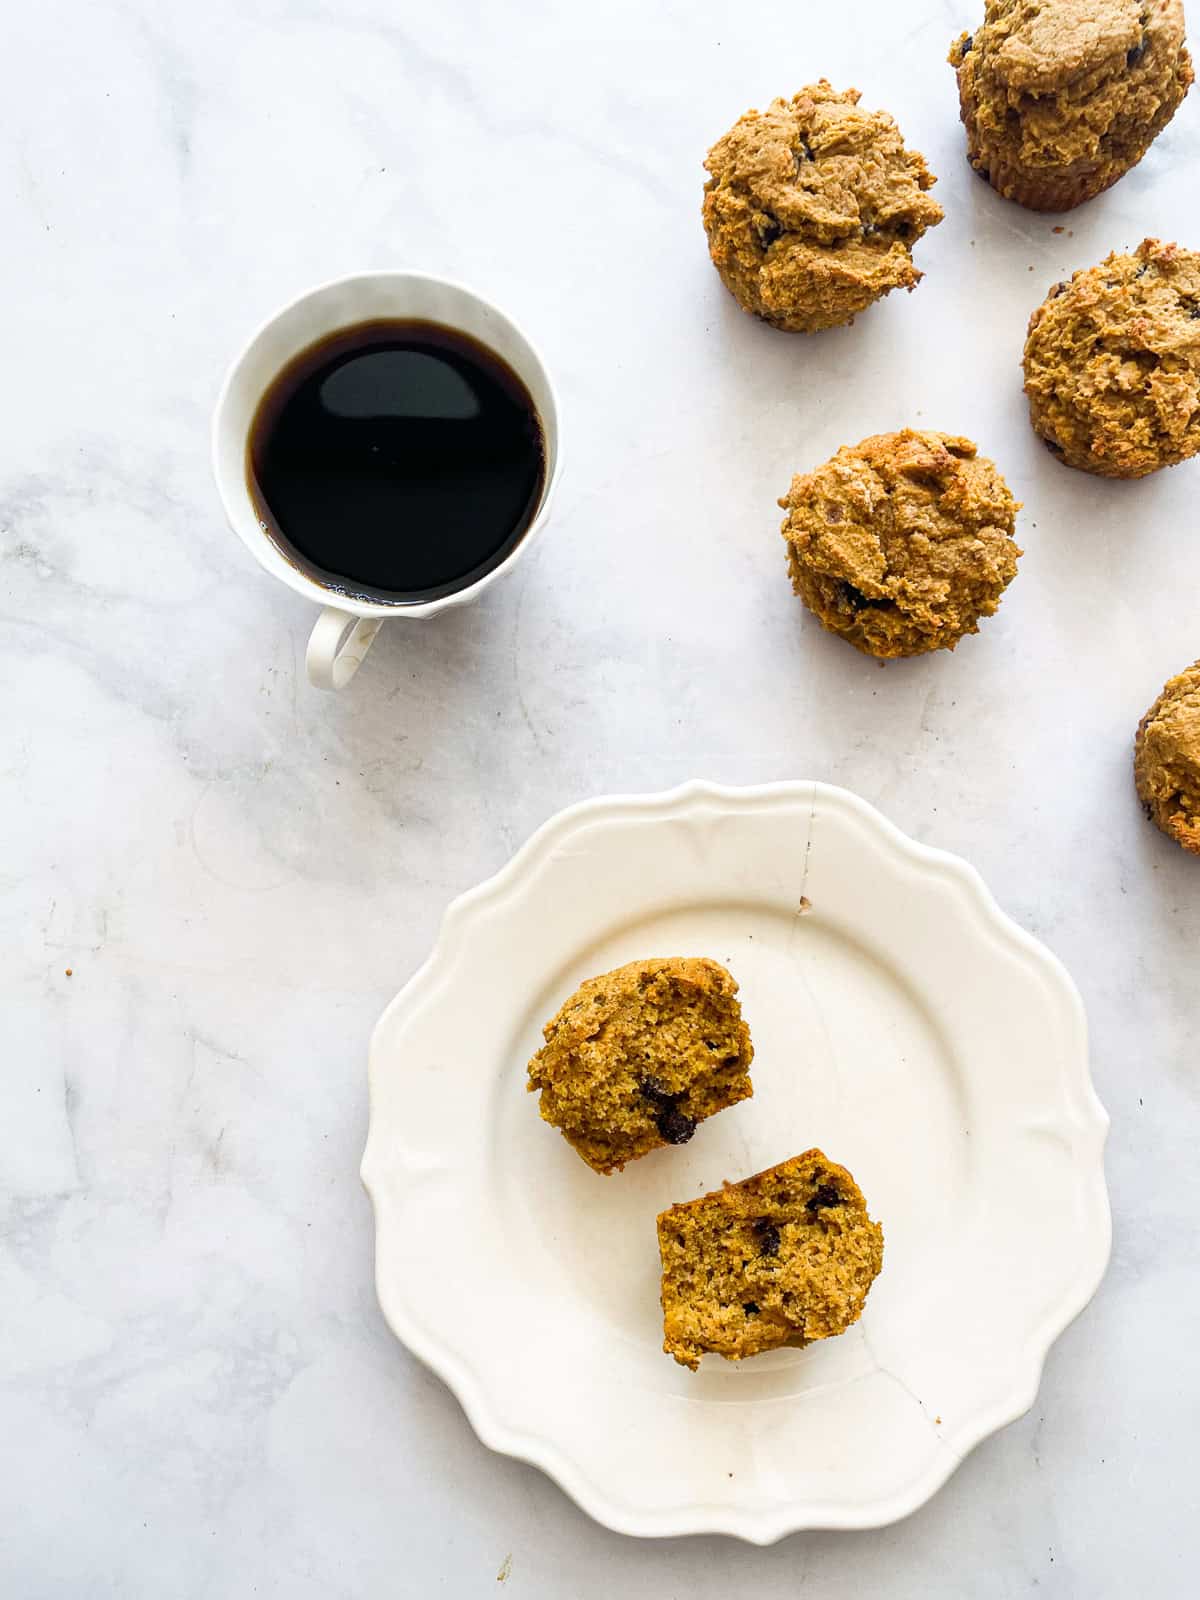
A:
[
  {"left": 527, "top": 957, "right": 754, "bottom": 1174},
  {"left": 949, "top": 0, "right": 1192, "bottom": 210},
  {"left": 1136, "top": 659, "right": 1200, "bottom": 853},
  {"left": 702, "top": 82, "right": 943, "bottom": 332},
  {"left": 779, "top": 430, "right": 1022, "bottom": 658},
  {"left": 657, "top": 1150, "right": 884, "bottom": 1370},
  {"left": 1024, "top": 239, "right": 1200, "bottom": 477}
]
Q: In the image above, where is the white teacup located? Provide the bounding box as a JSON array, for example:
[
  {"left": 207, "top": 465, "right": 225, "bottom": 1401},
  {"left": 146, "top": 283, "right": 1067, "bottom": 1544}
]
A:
[{"left": 212, "top": 272, "right": 561, "bottom": 689}]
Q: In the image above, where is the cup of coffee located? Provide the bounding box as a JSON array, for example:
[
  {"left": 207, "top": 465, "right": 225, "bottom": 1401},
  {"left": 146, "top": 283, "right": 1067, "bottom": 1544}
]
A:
[{"left": 212, "top": 272, "right": 561, "bottom": 688}]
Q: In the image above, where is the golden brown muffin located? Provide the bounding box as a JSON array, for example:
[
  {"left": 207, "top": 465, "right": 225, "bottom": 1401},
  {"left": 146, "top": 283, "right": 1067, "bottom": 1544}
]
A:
[
  {"left": 778, "top": 430, "right": 1022, "bottom": 658},
  {"left": 702, "top": 82, "right": 943, "bottom": 333},
  {"left": 949, "top": 0, "right": 1192, "bottom": 211},
  {"left": 1024, "top": 240, "right": 1200, "bottom": 477},
  {"left": 1135, "top": 659, "right": 1200, "bottom": 853},
  {"left": 657, "top": 1150, "right": 884, "bottom": 1371},
  {"left": 527, "top": 957, "right": 754, "bottom": 1174}
]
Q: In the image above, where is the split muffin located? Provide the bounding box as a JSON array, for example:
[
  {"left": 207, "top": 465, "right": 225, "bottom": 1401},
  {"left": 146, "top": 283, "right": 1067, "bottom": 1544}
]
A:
[
  {"left": 657, "top": 1150, "right": 884, "bottom": 1370},
  {"left": 527, "top": 957, "right": 754, "bottom": 1174}
]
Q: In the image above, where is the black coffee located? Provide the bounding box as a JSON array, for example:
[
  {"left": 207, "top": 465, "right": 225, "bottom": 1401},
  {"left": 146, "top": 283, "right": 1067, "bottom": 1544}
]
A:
[{"left": 247, "top": 319, "right": 545, "bottom": 603}]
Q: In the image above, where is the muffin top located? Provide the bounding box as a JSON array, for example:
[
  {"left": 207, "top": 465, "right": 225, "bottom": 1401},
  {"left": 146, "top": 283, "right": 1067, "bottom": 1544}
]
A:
[
  {"left": 779, "top": 430, "right": 1022, "bottom": 658},
  {"left": 952, "top": 0, "right": 1186, "bottom": 97},
  {"left": 702, "top": 82, "right": 943, "bottom": 332},
  {"left": 1024, "top": 238, "right": 1200, "bottom": 477},
  {"left": 1136, "top": 660, "right": 1200, "bottom": 855},
  {"left": 949, "top": 0, "right": 1191, "bottom": 186}
]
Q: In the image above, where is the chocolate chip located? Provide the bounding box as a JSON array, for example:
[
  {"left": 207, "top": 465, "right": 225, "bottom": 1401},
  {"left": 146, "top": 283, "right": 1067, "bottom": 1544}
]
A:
[
  {"left": 1042, "top": 435, "right": 1064, "bottom": 457},
  {"left": 1143, "top": 800, "right": 1155, "bottom": 821},
  {"left": 638, "top": 1075, "right": 695, "bottom": 1143},
  {"left": 636, "top": 1074, "right": 673, "bottom": 1107},
  {"left": 751, "top": 1219, "right": 782, "bottom": 1257},
  {"left": 838, "top": 580, "right": 887, "bottom": 611},
  {"left": 1127, "top": 39, "right": 1147, "bottom": 68},
  {"left": 961, "top": 33, "right": 973, "bottom": 55},
  {"left": 756, "top": 213, "right": 783, "bottom": 249},
  {"left": 1049, "top": 280, "right": 1069, "bottom": 299},
  {"left": 807, "top": 1183, "right": 842, "bottom": 1212},
  {"left": 895, "top": 221, "right": 913, "bottom": 240},
  {"left": 975, "top": 165, "right": 990, "bottom": 182},
  {"left": 743, "top": 1302, "right": 760, "bottom": 1316},
  {"left": 657, "top": 1106, "right": 696, "bottom": 1144}
]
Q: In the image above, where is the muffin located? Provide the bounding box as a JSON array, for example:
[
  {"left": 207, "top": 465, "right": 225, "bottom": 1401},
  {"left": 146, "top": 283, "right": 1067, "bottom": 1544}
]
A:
[
  {"left": 1024, "top": 239, "right": 1200, "bottom": 476},
  {"left": 657, "top": 1150, "right": 884, "bottom": 1370},
  {"left": 1135, "top": 659, "right": 1200, "bottom": 853},
  {"left": 778, "top": 430, "right": 1022, "bottom": 658},
  {"left": 527, "top": 957, "right": 754, "bottom": 1174},
  {"left": 702, "top": 82, "right": 944, "bottom": 333},
  {"left": 949, "top": 0, "right": 1193, "bottom": 211}
]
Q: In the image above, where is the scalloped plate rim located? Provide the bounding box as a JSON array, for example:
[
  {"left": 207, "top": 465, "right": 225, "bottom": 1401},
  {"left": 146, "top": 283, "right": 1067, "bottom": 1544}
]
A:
[{"left": 362, "top": 779, "right": 1111, "bottom": 1542}]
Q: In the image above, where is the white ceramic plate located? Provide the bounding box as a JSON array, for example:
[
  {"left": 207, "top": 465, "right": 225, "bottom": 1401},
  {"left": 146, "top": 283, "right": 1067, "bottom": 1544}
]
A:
[{"left": 362, "top": 781, "right": 1110, "bottom": 1542}]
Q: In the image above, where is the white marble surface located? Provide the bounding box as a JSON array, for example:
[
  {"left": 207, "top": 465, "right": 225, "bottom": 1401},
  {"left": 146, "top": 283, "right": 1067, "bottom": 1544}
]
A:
[{"left": 3, "top": 0, "right": 1198, "bottom": 1592}]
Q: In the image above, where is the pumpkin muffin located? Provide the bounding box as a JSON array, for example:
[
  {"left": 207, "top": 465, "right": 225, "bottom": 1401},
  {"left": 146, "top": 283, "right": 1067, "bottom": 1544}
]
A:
[
  {"left": 527, "top": 957, "right": 754, "bottom": 1174},
  {"left": 657, "top": 1150, "right": 884, "bottom": 1371},
  {"left": 1023, "top": 239, "right": 1200, "bottom": 476},
  {"left": 948, "top": 0, "right": 1192, "bottom": 212},
  {"left": 779, "top": 430, "right": 1022, "bottom": 658},
  {"left": 1135, "top": 659, "right": 1200, "bottom": 853},
  {"left": 702, "top": 82, "right": 943, "bottom": 332}
]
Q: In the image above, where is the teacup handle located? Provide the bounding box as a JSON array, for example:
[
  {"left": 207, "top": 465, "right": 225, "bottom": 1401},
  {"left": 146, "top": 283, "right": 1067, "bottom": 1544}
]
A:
[{"left": 306, "top": 607, "right": 384, "bottom": 690}]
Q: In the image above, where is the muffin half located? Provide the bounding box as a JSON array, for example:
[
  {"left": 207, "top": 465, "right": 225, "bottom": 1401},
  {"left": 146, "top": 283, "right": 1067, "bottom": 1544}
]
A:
[
  {"left": 657, "top": 1150, "right": 884, "bottom": 1370},
  {"left": 527, "top": 957, "right": 754, "bottom": 1173}
]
